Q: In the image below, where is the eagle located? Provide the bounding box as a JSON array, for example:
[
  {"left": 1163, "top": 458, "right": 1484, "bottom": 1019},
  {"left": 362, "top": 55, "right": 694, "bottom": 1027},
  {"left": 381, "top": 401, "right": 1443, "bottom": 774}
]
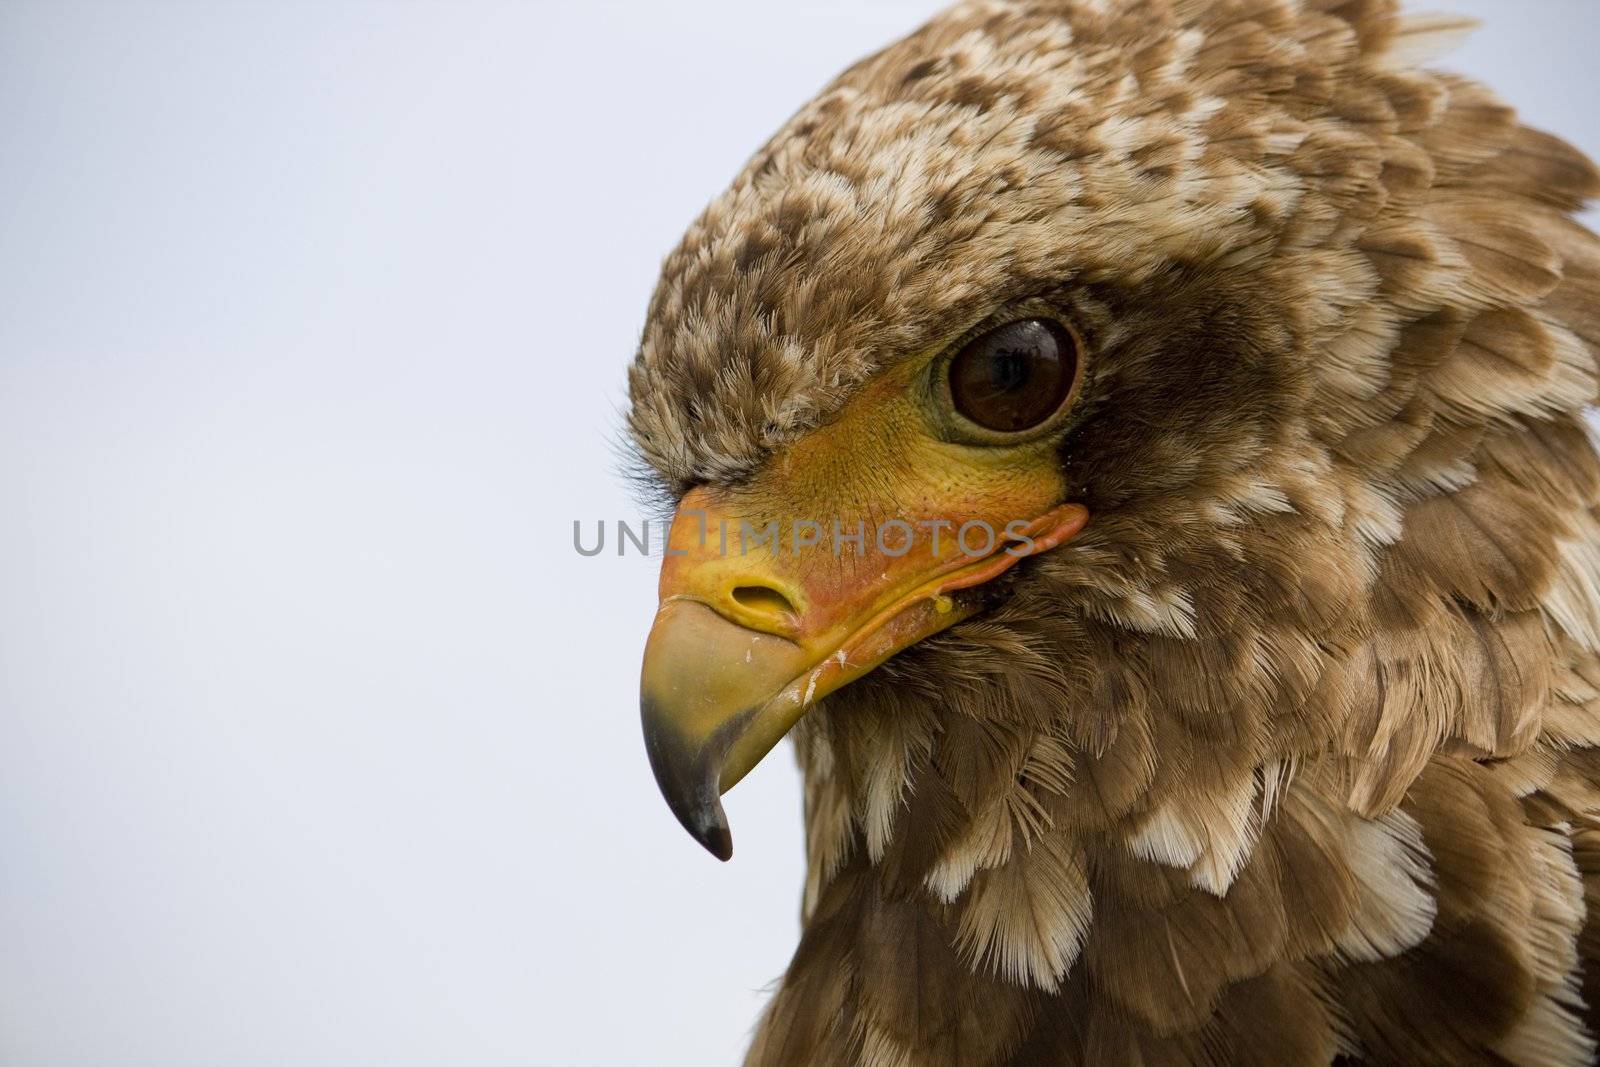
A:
[{"left": 626, "top": 0, "right": 1600, "bottom": 1063}]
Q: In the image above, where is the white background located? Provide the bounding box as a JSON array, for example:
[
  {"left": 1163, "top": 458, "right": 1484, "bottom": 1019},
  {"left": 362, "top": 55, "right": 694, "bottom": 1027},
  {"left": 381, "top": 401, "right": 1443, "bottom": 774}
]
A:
[{"left": 1, "top": 2, "right": 1595, "bottom": 1064}]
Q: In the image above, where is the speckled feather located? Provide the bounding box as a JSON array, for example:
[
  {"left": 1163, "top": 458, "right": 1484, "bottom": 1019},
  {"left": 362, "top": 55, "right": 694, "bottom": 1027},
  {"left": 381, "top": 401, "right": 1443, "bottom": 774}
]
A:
[{"left": 628, "top": 0, "right": 1600, "bottom": 1063}]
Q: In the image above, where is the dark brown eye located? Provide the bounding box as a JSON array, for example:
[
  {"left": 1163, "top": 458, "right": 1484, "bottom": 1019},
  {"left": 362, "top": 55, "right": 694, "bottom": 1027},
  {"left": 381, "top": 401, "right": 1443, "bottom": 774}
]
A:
[{"left": 948, "top": 318, "right": 1080, "bottom": 433}]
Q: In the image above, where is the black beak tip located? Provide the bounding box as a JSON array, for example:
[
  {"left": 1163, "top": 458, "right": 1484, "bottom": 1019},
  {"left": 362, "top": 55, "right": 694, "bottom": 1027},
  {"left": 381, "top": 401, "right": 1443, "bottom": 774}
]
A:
[
  {"left": 695, "top": 819, "right": 734, "bottom": 862},
  {"left": 674, "top": 789, "right": 733, "bottom": 861},
  {"left": 668, "top": 791, "right": 734, "bottom": 862},
  {"left": 642, "top": 698, "right": 736, "bottom": 862}
]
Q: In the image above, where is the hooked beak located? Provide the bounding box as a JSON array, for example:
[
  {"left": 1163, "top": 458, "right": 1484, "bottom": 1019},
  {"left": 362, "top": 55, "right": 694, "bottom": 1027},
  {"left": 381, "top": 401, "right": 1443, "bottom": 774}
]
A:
[{"left": 639, "top": 489, "right": 1088, "bottom": 860}]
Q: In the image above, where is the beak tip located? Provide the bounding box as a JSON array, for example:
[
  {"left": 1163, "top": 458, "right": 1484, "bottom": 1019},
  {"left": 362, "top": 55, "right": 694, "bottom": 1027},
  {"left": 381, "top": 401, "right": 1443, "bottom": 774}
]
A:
[
  {"left": 698, "top": 820, "right": 734, "bottom": 862},
  {"left": 669, "top": 787, "right": 734, "bottom": 862},
  {"left": 641, "top": 694, "right": 737, "bottom": 862},
  {"left": 676, "top": 789, "right": 734, "bottom": 861}
]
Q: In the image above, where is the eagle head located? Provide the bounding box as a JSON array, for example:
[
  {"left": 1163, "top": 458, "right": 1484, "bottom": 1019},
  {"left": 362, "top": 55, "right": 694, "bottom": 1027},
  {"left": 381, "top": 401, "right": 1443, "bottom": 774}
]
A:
[{"left": 627, "top": 1, "right": 1600, "bottom": 1060}]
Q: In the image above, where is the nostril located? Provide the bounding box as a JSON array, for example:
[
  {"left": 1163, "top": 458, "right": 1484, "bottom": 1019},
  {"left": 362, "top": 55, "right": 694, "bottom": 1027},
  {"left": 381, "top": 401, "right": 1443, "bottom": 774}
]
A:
[{"left": 731, "top": 584, "right": 798, "bottom": 620}]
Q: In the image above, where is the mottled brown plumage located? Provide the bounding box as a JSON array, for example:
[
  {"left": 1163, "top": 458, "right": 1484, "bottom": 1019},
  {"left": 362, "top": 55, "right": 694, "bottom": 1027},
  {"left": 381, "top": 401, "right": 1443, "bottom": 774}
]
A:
[{"left": 628, "top": 0, "right": 1600, "bottom": 1063}]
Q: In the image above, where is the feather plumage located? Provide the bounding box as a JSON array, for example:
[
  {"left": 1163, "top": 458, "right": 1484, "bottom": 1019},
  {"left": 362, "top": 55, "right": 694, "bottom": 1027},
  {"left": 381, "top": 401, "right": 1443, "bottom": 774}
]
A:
[{"left": 628, "top": 0, "right": 1600, "bottom": 1062}]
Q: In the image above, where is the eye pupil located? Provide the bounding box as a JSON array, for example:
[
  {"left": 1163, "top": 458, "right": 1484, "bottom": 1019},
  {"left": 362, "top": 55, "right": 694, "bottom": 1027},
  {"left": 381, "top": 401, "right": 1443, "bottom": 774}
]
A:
[
  {"left": 993, "top": 349, "right": 1030, "bottom": 390},
  {"left": 948, "top": 318, "right": 1079, "bottom": 432}
]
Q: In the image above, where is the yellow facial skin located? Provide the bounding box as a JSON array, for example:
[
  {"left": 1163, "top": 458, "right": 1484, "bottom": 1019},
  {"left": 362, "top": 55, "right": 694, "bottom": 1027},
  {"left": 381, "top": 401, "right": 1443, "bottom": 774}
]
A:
[{"left": 639, "top": 357, "right": 1089, "bottom": 859}]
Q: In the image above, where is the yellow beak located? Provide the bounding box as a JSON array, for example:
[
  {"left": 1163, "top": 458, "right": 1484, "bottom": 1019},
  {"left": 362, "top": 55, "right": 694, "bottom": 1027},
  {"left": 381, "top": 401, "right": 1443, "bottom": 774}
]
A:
[{"left": 639, "top": 487, "right": 1088, "bottom": 859}]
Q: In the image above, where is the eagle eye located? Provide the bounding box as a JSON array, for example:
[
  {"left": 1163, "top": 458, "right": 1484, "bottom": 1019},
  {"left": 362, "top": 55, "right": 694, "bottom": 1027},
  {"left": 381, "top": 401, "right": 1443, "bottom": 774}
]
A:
[{"left": 947, "top": 317, "right": 1080, "bottom": 433}]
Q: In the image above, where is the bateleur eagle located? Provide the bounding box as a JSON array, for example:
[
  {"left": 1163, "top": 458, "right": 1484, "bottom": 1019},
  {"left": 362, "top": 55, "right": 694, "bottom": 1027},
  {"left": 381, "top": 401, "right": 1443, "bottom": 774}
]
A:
[{"left": 626, "top": 1, "right": 1600, "bottom": 1063}]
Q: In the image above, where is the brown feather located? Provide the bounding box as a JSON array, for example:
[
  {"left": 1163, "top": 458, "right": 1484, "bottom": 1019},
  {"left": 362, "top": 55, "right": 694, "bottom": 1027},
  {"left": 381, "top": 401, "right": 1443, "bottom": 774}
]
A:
[{"left": 628, "top": 0, "right": 1600, "bottom": 1062}]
